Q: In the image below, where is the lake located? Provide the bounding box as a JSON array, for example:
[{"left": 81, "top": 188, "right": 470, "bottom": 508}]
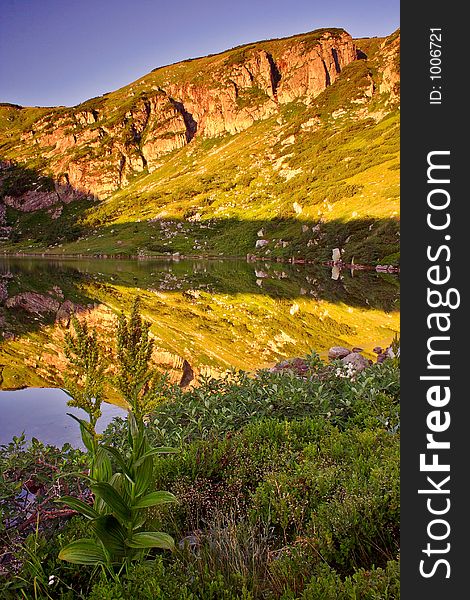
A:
[
  {"left": 0, "top": 256, "right": 399, "bottom": 446},
  {"left": 0, "top": 387, "right": 126, "bottom": 449}
]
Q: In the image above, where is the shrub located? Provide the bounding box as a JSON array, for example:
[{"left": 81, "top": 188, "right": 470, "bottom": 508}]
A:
[
  {"left": 102, "top": 357, "right": 399, "bottom": 449},
  {"left": 1, "top": 328, "right": 400, "bottom": 597},
  {"left": 296, "top": 560, "right": 400, "bottom": 600},
  {"left": 145, "top": 416, "right": 399, "bottom": 578}
]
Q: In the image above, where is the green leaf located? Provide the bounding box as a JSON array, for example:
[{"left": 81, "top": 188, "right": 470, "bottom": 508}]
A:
[
  {"left": 133, "top": 447, "right": 178, "bottom": 468},
  {"left": 102, "top": 445, "right": 133, "bottom": 479},
  {"left": 91, "top": 515, "right": 128, "bottom": 556},
  {"left": 132, "top": 491, "right": 177, "bottom": 509},
  {"left": 80, "top": 423, "right": 95, "bottom": 453},
  {"left": 91, "top": 482, "right": 131, "bottom": 522},
  {"left": 58, "top": 539, "right": 107, "bottom": 565},
  {"left": 128, "top": 412, "right": 141, "bottom": 442},
  {"left": 127, "top": 531, "right": 175, "bottom": 550},
  {"left": 94, "top": 496, "right": 108, "bottom": 516},
  {"left": 132, "top": 512, "right": 146, "bottom": 529},
  {"left": 91, "top": 446, "right": 112, "bottom": 482},
  {"left": 133, "top": 455, "right": 154, "bottom": 497},
  {"left": 67, "top": 413, "right": 95, "bottom": 453},
  {"left": 56, "top": 496, "right": 99, "bottom": 519},
  {"left": 66, "top": 412, "right": 92, "bottom": 433},
  {"left": 109, "top": 472, "right": 131, "bottom": 501}
]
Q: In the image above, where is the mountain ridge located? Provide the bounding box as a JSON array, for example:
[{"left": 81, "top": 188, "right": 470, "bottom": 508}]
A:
[{"left": 0, "top": 27, "right": 400, "bottom": 264}]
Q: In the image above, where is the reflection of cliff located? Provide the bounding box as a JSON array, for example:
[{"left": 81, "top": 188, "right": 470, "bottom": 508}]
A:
[
  {"left": 0, "top": 258, "right": 399, "bottom": 393},
  {"left": 0, "top": 293, "right": 205, "bottom": 392}
]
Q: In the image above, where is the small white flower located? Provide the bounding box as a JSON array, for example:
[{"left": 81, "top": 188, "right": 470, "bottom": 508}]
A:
[{"left": 48, "top": 575, "right": 56, "bottom": 586}]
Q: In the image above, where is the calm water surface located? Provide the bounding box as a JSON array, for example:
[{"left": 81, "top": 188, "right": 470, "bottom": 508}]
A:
[
  {"left": 0, "top": 256, "right": 399, "bottom": 446},
  {"left": 0, "top": 388, "right": 126, "bottom": 448}
]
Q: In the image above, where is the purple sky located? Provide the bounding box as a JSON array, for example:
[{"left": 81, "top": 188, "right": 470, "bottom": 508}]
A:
[{"left": 0, "top": 0, "right": 399, "bottom": 108}]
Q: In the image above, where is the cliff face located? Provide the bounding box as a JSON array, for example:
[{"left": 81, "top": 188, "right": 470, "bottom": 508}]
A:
[
  {"left": 0, "top": 29, "right": 400, "bottom": 263},
  {"left": 0, "top": 29, "right": 356, "bottom": 201},
  {"left": 377, "top": 32, "right": 400, "bottom": 102},
  {"left": 162, "top": 30, "right": 356, "bottom": 141}
]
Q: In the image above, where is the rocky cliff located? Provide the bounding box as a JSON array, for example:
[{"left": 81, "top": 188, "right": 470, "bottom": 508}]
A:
[
  {"left": 1, "top": 29, "right": 356, "bottom": 199},
  {"left": 0, "top": 28, "right": 400, "bottom": 263}
]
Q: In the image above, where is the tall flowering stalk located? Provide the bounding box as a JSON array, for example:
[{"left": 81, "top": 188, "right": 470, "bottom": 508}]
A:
[{"left": 58, "top": 298, "right": 177, "bottom": 569}]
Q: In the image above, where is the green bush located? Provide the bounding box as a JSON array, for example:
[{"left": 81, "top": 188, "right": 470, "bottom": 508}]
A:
[
  {"left": 1, "top": 346, "right": 399, "bottom": 598},
  {"left": 103, "top": 358, "right": 399, "bottom": 449},
  {"left": 147, "top": 417, "right": 399, "bottom": 569},
  {"left": 296, "top": 560, "right": 400, "bottom": 600},
  {"left": 88, "top": 557, "right": 256, "bottom": 599}
]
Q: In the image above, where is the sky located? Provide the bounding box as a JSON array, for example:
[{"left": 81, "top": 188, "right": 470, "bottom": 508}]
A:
[{"left": 0, "top": 0, "right": 399, "bottom": 108}]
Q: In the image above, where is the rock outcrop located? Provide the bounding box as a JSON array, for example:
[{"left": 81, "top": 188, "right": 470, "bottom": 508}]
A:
[
  {"left": 377, "top": 31, "right": 400, "bottom": 103},
  {"left": 5, "top": 292, "right": 61, "bottom": 314},
  {"left": 340, "top": 351, "right": 371, "bottom": 371},
  {"left": 270, "top": 340, "right": 398, "bottom": 378},
  {"left": 3, "top": 182, "right": 86, "bottom": 213},
  {"left": 328, "top": 346, "right": 351, "bottom": 360},
  {"left": 0, "top": 29, "right": 357, "bottom": 201}
]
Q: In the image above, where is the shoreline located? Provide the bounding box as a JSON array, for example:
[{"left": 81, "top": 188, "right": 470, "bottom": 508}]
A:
[{"left": 0, "top": 250, "right": 400, "bottom": 272}]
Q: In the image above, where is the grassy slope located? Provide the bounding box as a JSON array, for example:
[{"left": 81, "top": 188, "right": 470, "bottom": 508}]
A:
[{"left": 0, "top": 33, "right": 399, "bottom": 264}]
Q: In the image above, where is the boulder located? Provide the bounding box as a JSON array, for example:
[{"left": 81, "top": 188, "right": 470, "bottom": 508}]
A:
[
  {"left": 332, "top": 248, "right": 341, "bottom": 262},
  {"left": 269, "top": 358, "right": 309, "bottom": 376},
  {"left": 289, "top": 303, "right": 299, "bottom": 315},
  {"left": 289, "top": 358, "right": 309, "bottom": 375},
  {"left": 376, "top": 345, "right": 399, "bottom": 364},
  {"left": 328, "top": 346, "right": 351, "bottom": 360},
  {"left": 341, "top": 352, "right": 371, "bottom": 371}
]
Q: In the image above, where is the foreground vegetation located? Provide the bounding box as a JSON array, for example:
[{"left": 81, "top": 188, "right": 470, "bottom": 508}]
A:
[{"left": 0, "top": 301, "right": 400, "bottom": 598}]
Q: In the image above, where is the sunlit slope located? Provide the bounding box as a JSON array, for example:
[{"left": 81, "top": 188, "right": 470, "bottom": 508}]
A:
[
  {"left": 65, "top": 103, "right": 399, "bottom": 263},
  {"left": 1, "top": 30, "right": 399, "bottom": 263}
]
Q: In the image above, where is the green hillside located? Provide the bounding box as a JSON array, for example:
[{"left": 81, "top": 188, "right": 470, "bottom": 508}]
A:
[{"left": 0, "top": 28, "right": 399, "bottom": 264}]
